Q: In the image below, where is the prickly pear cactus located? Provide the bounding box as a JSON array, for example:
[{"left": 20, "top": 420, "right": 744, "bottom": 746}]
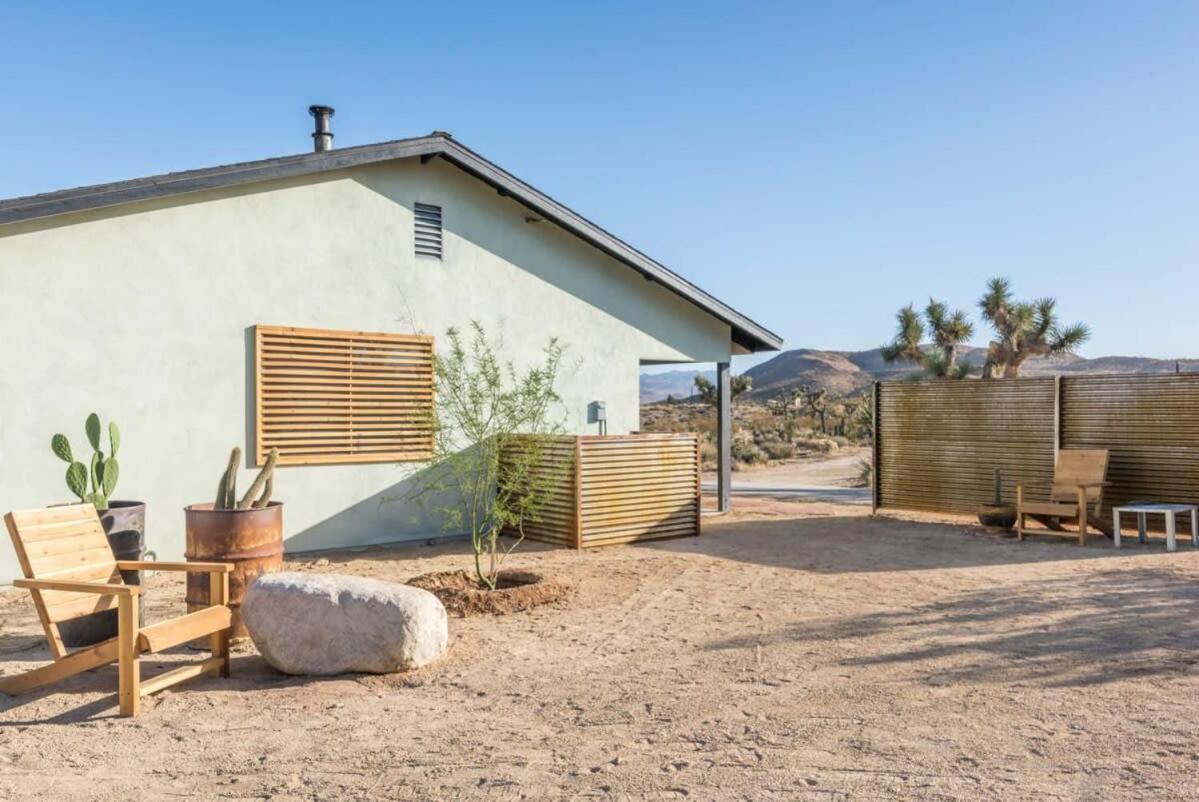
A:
[
  {"left": 53, "top": 415, "right": 122, "bottom": 510},
  {"left": 85, "top": 413, "right": 102, "bottom": 452},
  {"left": 65, "top": 462, "right": 88, "bottom": 501},
  {"left": 51, "top": 434, "right": 73, "bottom": 463}
]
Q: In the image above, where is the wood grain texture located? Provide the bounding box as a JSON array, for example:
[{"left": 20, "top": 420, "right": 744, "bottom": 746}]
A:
[
  {"left": 255, "top": 325, "right": 434, "bottom": 466},
  {"left": 2, "top": 504, "right": 235, "bottom": 715},
  {"left": 878, "top": 374, "right": 1199, "bottom": 531},
  {"left": 504, "top": 434, "right": 700, "bottom": 550}
]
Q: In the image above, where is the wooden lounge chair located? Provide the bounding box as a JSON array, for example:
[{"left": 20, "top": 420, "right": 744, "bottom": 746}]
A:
[
  {"left": 1, "top": 504, "right": 233, "bottom": 717},
  {"left": 1016, "top": 448, "right": 1110, "bottom": 545}
]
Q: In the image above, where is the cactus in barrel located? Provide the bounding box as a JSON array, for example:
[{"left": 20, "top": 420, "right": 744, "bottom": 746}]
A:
[
  {"left": 992, "top": 467, "right": 1003, "bottom": 506},
  {"left": 213, "top": 446, "right": 278, "bottom": 510},
  {"left": 51, "top": 414, "right": 121, "bottom": 511}
]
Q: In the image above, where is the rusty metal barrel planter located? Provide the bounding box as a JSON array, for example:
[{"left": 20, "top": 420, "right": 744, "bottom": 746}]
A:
[{"left": 184, "top": 502, "right": 283, "bottom": 640}]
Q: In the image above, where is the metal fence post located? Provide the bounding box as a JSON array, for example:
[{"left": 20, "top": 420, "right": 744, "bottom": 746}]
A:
[{"left": 872, "top": 381, "right": 880, "bottom": 514}]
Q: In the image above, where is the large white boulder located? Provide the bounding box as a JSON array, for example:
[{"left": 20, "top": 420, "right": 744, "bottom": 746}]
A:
[{"left": 242, "top": 572, "right": 448, "bottom": 675}]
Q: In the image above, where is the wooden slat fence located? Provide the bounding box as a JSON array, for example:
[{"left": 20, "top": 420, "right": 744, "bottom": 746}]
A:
[
  {"left": 875, "top": 374, "right": 1199, "bottom": 525},
  {"left": 505, "top": 433, "right": 700, "bottom": 549},
  {"left": 254, "top": 325, "right": 434, "bottom": 466}
]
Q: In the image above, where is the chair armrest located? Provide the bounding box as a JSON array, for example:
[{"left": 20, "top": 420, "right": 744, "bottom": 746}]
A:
[
  {"left": 117, "top": 561, "right": 232, "bottom": 574},
  {"left": 14, "top": 578, "right": 139, "bottom": 595}
]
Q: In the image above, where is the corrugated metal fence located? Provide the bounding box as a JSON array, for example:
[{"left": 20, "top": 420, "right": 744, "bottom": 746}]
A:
[{"left": 874, "top": 373, "right": 1199, "bottom": 521}]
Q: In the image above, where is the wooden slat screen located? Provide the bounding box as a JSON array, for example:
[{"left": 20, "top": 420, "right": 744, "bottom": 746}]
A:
[
  {"left": 1061, "top": 374, "right": 1199, "bottom": 520},
  {"left": 876, "top": 373, "right": 1199, "bottom": 527},
  {"left": 254, "top": 325, "right": 434, "bottom": 466},
  {"left": 505, "top": 434, "right": 701, "bottom": 549},
  {"left": 578, "top": 434, "right": 701, "bottom": 548},
  {"left": 876, "top": 378, "right": 1057, "bottom": 514}
]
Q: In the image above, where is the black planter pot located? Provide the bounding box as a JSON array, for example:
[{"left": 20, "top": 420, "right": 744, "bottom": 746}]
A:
[
  {"left": 978, "top": 502, "right": 1017, "bottom": 534},
  {"left": 56, "top": 501, "right": 149, "bottom": 647}
]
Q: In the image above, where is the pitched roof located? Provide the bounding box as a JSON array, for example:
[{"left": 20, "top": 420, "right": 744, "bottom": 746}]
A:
[{"left": 0, "top": 133, "right": 782, "bottom": 352}]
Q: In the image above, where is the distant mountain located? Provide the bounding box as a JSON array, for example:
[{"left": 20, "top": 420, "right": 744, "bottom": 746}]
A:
[
  {"left": 639, "top": 369, "right": 715, "bottom": 403},
  {"left": 738, "top": 347, "right": 1199, "bottom": 400}
]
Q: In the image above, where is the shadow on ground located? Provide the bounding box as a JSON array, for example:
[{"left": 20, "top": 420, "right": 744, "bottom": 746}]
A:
[
  {"left": 704, "top": 566, "right": 1199, "bottom": 688},
  {"left": 643, "top": 512, "right": 1179, "bottom": 573}
]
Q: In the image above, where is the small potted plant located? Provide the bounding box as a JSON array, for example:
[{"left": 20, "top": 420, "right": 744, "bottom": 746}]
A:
[
  {"left": 978, "top": 467, "right": 1017, "bottom": 534},
  {"left": 184, "top": 447, "right": 283, "bottom": 639},
  {"left": 50, "top": 413, "right": 148, "bottom": 645}
]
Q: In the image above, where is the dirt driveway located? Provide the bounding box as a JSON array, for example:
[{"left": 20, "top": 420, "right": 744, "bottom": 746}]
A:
[{"left": 2, "top": 500, "right": 1198, "bottom": 800}]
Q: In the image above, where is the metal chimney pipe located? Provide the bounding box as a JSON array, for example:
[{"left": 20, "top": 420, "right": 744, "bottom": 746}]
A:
[{"left": 308, "top": 105, "right": 335, "bottom": 152}]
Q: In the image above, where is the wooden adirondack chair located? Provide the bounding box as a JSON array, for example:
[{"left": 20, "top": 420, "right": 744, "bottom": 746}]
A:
[
  {"left": 1, "top": 504, "right": 233, "bottom": 717},
  {"left": 1016, "top": 448, "right": 1110, "bottom": 545}
]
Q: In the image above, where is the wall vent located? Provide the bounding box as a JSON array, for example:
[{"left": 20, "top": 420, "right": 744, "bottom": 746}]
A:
[{"left": 414, "top": 203, "right": 443, "bottom": 258}]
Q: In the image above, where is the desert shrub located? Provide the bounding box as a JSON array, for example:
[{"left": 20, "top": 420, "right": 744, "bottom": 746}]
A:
[
  {"left": 794, "top": 436, "right": 839, "bottom": 454},
  {"left": 856, "top": 459, "right": 873, "bottom": 488},
  {"left": 732, "top": 440, "right": 767, "bottom": 465},
  {"left": 403, "top": 322, "right": 567, "bottom": 590},
  {"left": 699, "top": 440, "right": 717, "bottom": 470},
  {"left": 761, "top": 440, "right": 795, "bottom": 460}
]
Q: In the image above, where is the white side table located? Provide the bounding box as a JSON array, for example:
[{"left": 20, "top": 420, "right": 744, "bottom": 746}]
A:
[{"left": 1112, "top": 503, "right": 1199, "bottom": 552}]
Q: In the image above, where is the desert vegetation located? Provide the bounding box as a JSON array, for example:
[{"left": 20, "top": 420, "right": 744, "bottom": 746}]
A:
[
  {"left": 641, "top": 375, "right": 872, "bottom": 475},
  {"left": 882, "top": 277, "right": 1090, "bottom": 379},
  {"left": 404, "top": 322, "right": 569, "bottom": 590}
]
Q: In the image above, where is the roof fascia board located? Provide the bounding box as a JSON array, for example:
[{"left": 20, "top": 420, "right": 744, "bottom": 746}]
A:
[{"left": 435, "top": 140, "right": 783, "bottom": 351}]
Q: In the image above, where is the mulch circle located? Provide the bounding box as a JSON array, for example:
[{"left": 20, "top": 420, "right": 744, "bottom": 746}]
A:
[{"left": 406, "top": 569, "right": 573, "bottom": 617}]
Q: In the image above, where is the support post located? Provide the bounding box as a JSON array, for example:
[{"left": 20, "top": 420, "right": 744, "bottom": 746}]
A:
[
  {"left": 1053, "top": 375, "right": 1062, "bottom": 457},
  {"left": 117, "top": 593, "right": 140, "bottom": 717},
  {"left": 871, "top": 382, "right": 880, "bottom": 514},
  {"left": 716, "top": 361, "right": 732, "bottom": 513},
  {"left": 209, "top": 571, "right": 231, "bottom": 678}
]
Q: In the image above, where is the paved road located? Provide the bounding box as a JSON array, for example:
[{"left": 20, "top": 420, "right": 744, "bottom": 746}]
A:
[{"left": 700, "top": 483, "right": 871, "bottom": 505}]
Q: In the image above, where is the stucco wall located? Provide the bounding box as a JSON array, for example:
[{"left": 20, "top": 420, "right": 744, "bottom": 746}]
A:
[{"left": 0, "top": 158, "right": 731, "bottom": 581}]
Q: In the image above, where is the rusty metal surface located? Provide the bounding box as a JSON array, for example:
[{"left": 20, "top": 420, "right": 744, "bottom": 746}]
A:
[
  {"left": 1061, "top": 374, "right": 1199, "bottom": 524},
  {"left": 877, "top": 378, "right": 1057, "bottom": 514},
  {"left": 877, "top": 374, "right": 1199, "bottom": 525},
  {"left": 184, "top": 502, "right": 283, "bottom": 640}
]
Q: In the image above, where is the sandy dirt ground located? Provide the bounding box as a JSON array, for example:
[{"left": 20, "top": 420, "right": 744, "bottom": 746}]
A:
[
  {"left": 2, "top": 500, "right": 1199, "bottom": 800},
  {"left": 703, "top": 447, "right": 871, "bottom": 489}
]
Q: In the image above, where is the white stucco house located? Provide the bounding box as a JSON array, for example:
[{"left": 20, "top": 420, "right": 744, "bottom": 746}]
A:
[{"left": 0, "top": 106, "right": 781, "bottom": 581}]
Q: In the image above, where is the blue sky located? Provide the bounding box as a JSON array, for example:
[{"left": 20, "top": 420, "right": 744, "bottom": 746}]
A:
[{"left": 3, "top": 2, "right": 1197, "bottom": 371}]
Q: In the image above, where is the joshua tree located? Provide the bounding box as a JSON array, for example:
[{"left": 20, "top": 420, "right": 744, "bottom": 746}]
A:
[
  {"left": 978, "top": 277, "right": 1090, "bottom": 378},
  {"left": 694, "top": 373, "right": 752, "bottom": 403},
  {"left": 881, "top": 299, "right": 974, "bottom": 379},
  {"left": 799, "top": 385, "right": 831, "bottom": 435}
]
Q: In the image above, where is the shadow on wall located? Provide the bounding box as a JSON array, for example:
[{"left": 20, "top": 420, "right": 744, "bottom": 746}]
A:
[
  {"left": 282, "top": 461, "right": 466, "bottom": 555},
  {"left": 353, "top": 165, "right": 726, "bottom": 356}
]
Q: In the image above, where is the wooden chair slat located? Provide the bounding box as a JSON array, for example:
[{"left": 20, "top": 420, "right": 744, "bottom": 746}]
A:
[
  {"left": 1018, "top": 448, "right": 1110, "bottom": 544},
  {"left": 2, "top": 504, "right": 232, "bottom": 716}
]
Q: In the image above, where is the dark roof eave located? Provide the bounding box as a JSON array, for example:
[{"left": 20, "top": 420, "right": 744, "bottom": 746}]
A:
[{"left": 0, "top": 135, "right": 783, "bottom": 352}]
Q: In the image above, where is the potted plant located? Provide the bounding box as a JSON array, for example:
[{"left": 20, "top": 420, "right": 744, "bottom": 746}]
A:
[
  {"left": 50, "top": 413, "right": 149, "bottom": 645},
  {"left": 184, "top": 447, "right": 283, "bottom": 639},
  {"left": 978, "top": 467, "right": 1017, "bottom": 534}
]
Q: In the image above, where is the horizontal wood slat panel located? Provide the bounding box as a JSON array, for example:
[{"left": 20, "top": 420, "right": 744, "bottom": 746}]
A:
[
  {"left": 255, "top": 325, "right": 434, "bottom": 465},
  {"left": 876, "top": 378, "right": 1057, "bottom": 515},
  {"left": 877, "top": 374, "right": 1199, "bottom": 528},
  {"left": 1061, "top": 374, "right": 1199, "bottom": 525},
  {"left": 503, "top": 434, "right": 701, "bottom": 549}
]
